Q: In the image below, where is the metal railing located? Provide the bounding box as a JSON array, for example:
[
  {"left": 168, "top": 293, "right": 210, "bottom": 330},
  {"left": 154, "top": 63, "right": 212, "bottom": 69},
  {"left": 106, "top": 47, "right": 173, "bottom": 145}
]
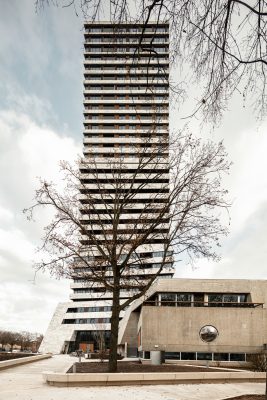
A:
[{"left": 143, "top": 300, "right": 264, "bottom": 308}]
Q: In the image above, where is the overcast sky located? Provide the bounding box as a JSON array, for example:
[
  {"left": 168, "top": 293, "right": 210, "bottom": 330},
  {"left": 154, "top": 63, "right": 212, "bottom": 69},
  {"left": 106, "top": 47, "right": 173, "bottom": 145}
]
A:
[{"left": 0, "top": 1, "right": 267, "bottom": 334}]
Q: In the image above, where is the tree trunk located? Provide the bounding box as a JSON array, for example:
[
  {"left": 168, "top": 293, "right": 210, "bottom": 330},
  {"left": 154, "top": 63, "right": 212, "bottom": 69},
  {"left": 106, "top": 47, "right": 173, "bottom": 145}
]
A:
[{"left": 108, "top": 285, "right": 120, "bottom": 372}]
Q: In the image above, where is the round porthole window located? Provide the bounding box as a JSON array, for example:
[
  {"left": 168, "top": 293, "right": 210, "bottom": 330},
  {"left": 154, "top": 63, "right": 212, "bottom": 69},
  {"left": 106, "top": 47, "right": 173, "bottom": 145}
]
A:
[{"left": 199, "top": 325, "right": 219, "bottom": 342}]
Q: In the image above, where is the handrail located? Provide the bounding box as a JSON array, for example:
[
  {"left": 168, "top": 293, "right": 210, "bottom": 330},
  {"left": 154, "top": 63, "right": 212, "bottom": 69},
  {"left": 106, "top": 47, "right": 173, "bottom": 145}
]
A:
[{"left": 143, "top": 300, "right": 264, "bottom": 308}]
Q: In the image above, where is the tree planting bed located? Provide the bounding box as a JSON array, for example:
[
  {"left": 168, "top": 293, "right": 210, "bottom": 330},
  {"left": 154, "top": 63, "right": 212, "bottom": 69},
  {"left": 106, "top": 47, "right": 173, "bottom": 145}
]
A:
[
  {"left": 0, "top": 353, "right": 35, "bottom": 361},
  {"left": 68, "top": 361, "right": 232, "bottom": 373}
]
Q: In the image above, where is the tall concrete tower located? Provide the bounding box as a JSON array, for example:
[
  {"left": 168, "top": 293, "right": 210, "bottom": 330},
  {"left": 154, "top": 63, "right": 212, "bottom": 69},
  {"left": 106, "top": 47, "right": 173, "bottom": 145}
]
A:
[{"left": 39, "top": 21, "right": 174, "bottom": 355}]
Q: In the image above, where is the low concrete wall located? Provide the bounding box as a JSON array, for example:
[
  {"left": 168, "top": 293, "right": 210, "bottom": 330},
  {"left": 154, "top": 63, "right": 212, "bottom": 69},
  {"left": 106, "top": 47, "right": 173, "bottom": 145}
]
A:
[
  {"left": 43, "top": 371, "right": 266, "bottom": 387},
  {"left": 0, "top": 354, "right": 52, "bottom": 370},
  {"left": 141, "top": 359, "right": 252, "bottom": 368}
]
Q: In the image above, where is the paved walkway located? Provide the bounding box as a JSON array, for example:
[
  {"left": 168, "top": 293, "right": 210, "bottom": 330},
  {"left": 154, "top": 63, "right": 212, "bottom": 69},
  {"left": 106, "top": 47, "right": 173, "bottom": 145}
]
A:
[{"left": 0, "top": 355, "right": 265, "bottom": 400}]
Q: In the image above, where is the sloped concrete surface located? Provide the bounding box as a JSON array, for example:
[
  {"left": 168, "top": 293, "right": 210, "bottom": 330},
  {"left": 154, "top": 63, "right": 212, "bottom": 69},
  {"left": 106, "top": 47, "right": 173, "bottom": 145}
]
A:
[
  {"left": 0, "top": 354, "right": 51, "bottom": 370},
  {"left": 0, "top": 355, "right": 265, "bottom": 400}
]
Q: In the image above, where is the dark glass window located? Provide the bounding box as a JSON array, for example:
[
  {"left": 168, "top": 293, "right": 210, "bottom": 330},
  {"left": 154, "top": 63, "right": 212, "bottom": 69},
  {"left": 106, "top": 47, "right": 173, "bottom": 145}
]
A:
[
  {"left": 161, "top": 293, "right": 176, "bottom": 306},
  {"left": 181, "top": 352, "right": 196, "bottom": 360},
  {"left": 165, "top": 352, "right": 180, "bottom": 360},
  {"left": 230, "top": 353, "right": 246, "bottom": 361},
  {"left": 144, "top": 351, "right": 150, "bottom": 359},
  {"left": 193, "top": 293, "right": 204, "bottom": 307},
  {"left": 177, "top": 293, "right": 191, "bottom": 307},
  {"left": 214, "top": 353, "right": 229, "bottom": 361},
  {"left": 197, "top": 352, "right": 212, "bottom": 360},
  {"left": 224, "top": 294, "right": 238, "bottom": 303},
  {"left": 208, "top": 294, "right": 223, "bottom": 306},
  {"left": 239, "top": 294, "right": 247, "bottom": 303}
]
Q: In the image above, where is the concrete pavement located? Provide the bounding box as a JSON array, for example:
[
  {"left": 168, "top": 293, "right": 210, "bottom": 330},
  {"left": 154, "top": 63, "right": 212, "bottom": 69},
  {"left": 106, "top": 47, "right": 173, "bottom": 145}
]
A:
[{"left": 0, "top": 355, "right": 265, "bottom": 400}]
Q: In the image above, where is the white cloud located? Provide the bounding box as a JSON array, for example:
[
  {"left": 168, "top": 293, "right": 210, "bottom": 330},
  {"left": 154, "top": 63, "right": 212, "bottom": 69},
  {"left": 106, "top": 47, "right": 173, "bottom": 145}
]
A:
[
  {"left": 0, "top": 101, "right": 80, "bottom": 333},
  {"left": 172, "top": 91, "right": 267, "bottom": 281}
]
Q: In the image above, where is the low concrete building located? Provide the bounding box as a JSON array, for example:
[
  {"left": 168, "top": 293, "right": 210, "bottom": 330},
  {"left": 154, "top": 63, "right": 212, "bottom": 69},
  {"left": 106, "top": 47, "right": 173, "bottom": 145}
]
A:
[{"left": 118, "top": 279, "right": 267, "bottom": 363}]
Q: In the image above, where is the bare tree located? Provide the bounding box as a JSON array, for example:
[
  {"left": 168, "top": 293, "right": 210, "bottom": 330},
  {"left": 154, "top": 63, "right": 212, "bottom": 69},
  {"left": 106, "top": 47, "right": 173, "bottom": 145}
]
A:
[
  {"left": 247, "top": 352, "right": 267, "bottom": 400},
  {"left": 0, "top": 330, "right": 11, "bottom": 350},
  {"left": 24, "top": 132, "right": 230, "bottom": 371},
  {"left": 0, "top": 330, "right": 43, "bottom": 353},
  {"left": 91, "top": 323, "right": 109, "bottom": 362},
  {"left": 35, "top": 0, "right": 267, "bottom": 123},
  {"left": 5, "top": 331, "right": 21, "bottom": 352}
]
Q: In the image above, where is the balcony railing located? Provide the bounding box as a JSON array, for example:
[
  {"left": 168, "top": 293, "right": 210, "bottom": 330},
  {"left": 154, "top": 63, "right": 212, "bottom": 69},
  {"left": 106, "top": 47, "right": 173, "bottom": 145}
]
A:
[{"left": 143, "top": 300, "right": 264, "bottom": 308}]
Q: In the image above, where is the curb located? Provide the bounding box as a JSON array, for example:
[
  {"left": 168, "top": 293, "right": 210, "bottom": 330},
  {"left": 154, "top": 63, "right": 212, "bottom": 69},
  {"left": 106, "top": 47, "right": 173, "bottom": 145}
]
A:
[
  {"left": 43, "top": 371, "right": 266, "bottom": 387},
  {"left": 0, "top": 354, "right": 52, "bottom": 370}
]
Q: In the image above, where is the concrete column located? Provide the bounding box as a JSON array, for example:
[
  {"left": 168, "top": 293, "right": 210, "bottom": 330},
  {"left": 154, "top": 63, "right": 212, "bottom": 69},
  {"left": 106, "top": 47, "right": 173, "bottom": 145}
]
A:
[{"left": 151, "top": 351, "right": 163, "bottom": 365}]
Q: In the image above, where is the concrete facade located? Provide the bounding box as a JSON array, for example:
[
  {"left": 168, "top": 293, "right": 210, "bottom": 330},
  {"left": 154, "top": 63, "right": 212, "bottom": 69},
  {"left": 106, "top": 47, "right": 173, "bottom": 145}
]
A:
[{"left": 119, "top": 279, "right": 267, "bottom": 360}]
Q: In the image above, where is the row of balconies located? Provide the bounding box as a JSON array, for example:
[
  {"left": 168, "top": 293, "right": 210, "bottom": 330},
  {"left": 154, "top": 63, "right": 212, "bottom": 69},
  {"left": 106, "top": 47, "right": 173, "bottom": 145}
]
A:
[
  {"left": 80, "top": 208, "right": 171, "bottom": 217},
  {"left": 79, "top": 218, "right": 169, "bottom": 227},
  {"left": 78, "top": 231, "right": 170, "bottom": 242},
  {"left": 79, "top": 191, "right": 169, "bottom": 198},
  {"left": 84, "top": 107, "right": 169, "bottom": 116},
  {"left": 84, "top": 122, "right": 168, "bottom": 127},
  {"left": 84, "top": 129, "right": 168, "bottom": 133},
  {"left": 69, "top": 292, "right": 135, "bottom": 301},
  {"left": 83, "top": 126, "right": 168, "bottom": 131},
  {"left": 79, "top": 201, "right": 169, "bottom": 209},
  {"left": 83, "top": 99, "right": 168, "bottom": 104},
  {"left": 84, "top": 83, "right": 168, "bottom": 88},
  {"left": 84, "top": 119, "right": 168, "bottom": 125},
  {"left": 79, "top": 204, "right": 169, "bottom": 212},
  {"left": 80, "top": 178, "right": 169, "bottom": 185},
  {"left": 84, "top": 80, "right": 168, "bottom": 86},
  {"left": 84, "top": 40, "right": 168, "bottom": 46},
  {"left": 72, "top": 248, "right": 173, "bottom": 259},
  {"left": 81, "top": 157, "right": 168, "bottom": 165},
  {"left": 83, "top": 153, "right": 166, "bottom": 160},
  {"left": 83, "top": 81, "right": 168, "bottom": 87},
  {"left": 84, "top": 65, "right": 169, "bottom": 73},
  {"left": 71, "top": 263, "right": 174, "bottom": 276},
  {"left": 84, "top": 34, "right": 168, "bottom": 40},
  {"left": 83, "top": 48, "right": 168, "bottom": 54},
  {"left": 83, "top": 77, "right": 168, "bottom": 83},
  {"left": 70, "top": 274, "right": 174, "bottom": 290},
  {"left": 84, "top": 57, "right": 168, "bottom": 64},
  {"left": 79, "top": 181, "right": 169, "bottom": 190},
  {"left": 83, "top": 108, "right": 168, "bottom": 113},
  {"left": 84, "top": 27, "right": 168, "bottom": 34},
  {"left": 78, "top": 213, "right": 170, "bottom": 222},
  {"left": 83, "top": 145, "right": 169, "bottom": 151},
  {"left": 83, "top": 91, "right": 169, "bottom": 97},
  {"left": 83, "top": 137, "right": 168, "bottom": 144},
  {"left": 84, "top": 38, "right": 168, "bottom": 44},
  {"left": 83, "top": 59, "right": 168, "bottom": 65}
]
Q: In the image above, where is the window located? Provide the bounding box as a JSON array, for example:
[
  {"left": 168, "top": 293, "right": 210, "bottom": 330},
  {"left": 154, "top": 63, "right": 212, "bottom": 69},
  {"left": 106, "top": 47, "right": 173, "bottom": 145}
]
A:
[
  {"left": 161, "top": 293, "right": 176, "bottom": 306},
  {"left": 181, "top": 352, "right": 196, "bottom": 360},
  {"left": 230, "top": 353, "right": 246, "bottom": 362},
  {"left": 177, "top": 293, "right": 191, "bottom": 307},
  {"left": 224, "top": 294, "right": 238, "bottom": 303},
  {"left": 208, "top": 293, "right": 248, "bottom": 306},
  {"left": 197, "top": 353, "right": 212, "bottom": 361},
  {"left": 194, "top": 293, "right": 204, "bottom": 307},
  {"left": 208, "top": 294, "right": 223, "bottom": 306},
  {"left": 214, "top": 353, "right": 229, "bottom": 361},
  {"left": 165, "top": 352, "right": 180, "bottom": 360},
  {"left": 143, "top": 351, "right": 150, "bottom": 359}
]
